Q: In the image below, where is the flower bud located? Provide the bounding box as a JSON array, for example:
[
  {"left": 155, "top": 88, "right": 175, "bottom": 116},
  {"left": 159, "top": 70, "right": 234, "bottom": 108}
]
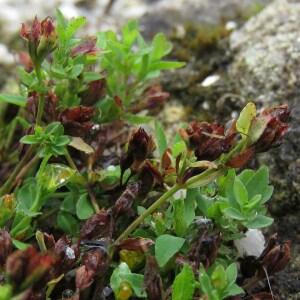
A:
[
  {"left": 120, "top": 128, "right": 156, "bottom": 180},
  {"left": 247, "top": 105, "right": 290, "bottom": 152},
  {"left": 21, "top": 16, "right": 57, "bottom": 66},
  {"left": 0, "top": 229, "right": 12, "bottom": 269},
  {"left": 183, "top": 121, "right": 237, "bottom": 161},
  {"left": 6, "top": 247, "right": 52, "bottom": 291}
]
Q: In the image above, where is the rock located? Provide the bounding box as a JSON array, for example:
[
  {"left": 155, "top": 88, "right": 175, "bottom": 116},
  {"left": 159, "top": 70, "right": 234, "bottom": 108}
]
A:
[{"left": 230, "top": 0, "right": 300, "bottom": 105}]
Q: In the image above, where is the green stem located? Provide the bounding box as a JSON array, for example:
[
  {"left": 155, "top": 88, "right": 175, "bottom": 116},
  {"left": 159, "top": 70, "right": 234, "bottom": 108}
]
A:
[
  {"left": 36, "top": 93, "right": 45, "bottom": 126},
  {"left": 52, "top": 192, "right": 70, "bottom": 198},
  {"left": 34, "top": 64, "right": 45, "bottom": 126},
  {"left": 114, "top": 183, "right": 181, "bottom": 245},
  {"left": 87, "top": 184, "right": 100, "bottom": 213},
  {"left": 65, "top": 151, "right": 80, "bottom": 173},
  {"left": 65, "top": 151, "right": 100, "bottom": 212},
  {"left": 10, "top": 215, "right": 30, "bottom": 237},
  {"left": 183, "top": 167, "right": 227, "bottom": 189}
]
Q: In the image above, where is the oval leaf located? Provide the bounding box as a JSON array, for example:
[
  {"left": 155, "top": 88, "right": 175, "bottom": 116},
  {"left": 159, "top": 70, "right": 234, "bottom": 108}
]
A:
[{"left": 155, "top": 234, "right": 185, "bottom": 267}]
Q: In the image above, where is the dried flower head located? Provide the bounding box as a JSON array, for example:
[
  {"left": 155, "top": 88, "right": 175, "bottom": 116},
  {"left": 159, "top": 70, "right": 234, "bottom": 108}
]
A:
[{"left": 182, "top": 121, "right": 237, "bottom": 161}]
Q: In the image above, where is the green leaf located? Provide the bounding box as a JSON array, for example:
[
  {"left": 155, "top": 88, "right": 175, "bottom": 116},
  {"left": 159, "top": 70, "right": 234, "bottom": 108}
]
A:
[
  {"left": 237, "top": 169, "right": 255, "bottom": 185},
  {"left": 149, "top": 61, "right": 185, "bottom": 71},
  {"left": 122, "top": 274, "right": 146, "bottom": 298},
  {"left": 56, "top": 8, "right": 67, "bottom": 30},
  {"left": 76, "top": 193, "right": 94, "bottom": 219},
  {"left": 0, "top": 94, "right": 27, "bottom": 106},
  {"left": 223, "top": 208, "right": 246, "bottom": 220},
  {"left": 223, "top": 284, "right": 244, "bottom": 298},
  {"left": 150, "top": 33, "right": 172, "bottom": 61},
  {"left": 172, "top": 141, "right": 186, "bottom": 158},
  {"left": 225, "top": 263, "right": 238, "bottom": 286},
  {"left": 68, "top": 64, "right": 84, "bottom": 78},
  {"left": 12, "top": 239, "right": 30, "bottom": 250},
  {"left": 51, "top": 64, "right": 66, "bottom": 77},
  {"left": 45, "top": 121, "right": 61, "bottom": 135},
  {"left": 84, "top": 72, "right": 104, "bottom": 82},
  {"left": 184, "top": 188, "right": 196, "bottom": 227},
  {"left": 57, "top": 211, "right": 79, "bottom": 235},
  {"left": 225, "top": 169, "right": 239, "bottom": 210},
  {"left": 65, "top": 16, "right": 87, "bottom": 41},
  {"left": 199, "top": 265, "right": 214, "bottom": 298},
  {"left": 61, "top": 193, "right": 76, "bottom": 213},
  {"left": 18, "top": 67, "right": 34, "bottom": 86},
  {"left": 244, "top": 194, "right": 262, "bottom": 210},
  {"left": 173, "top": 197, "right": 187, "bottom": 237},
  {"left": 0, "top": 285, "right": 12, "bottom": 300},
  {"left": 123, "top": 113, "right": 154, "bottom": 124},
  {"left": 261, "top": 185, "right": 274, "bottom": 204},
  {"left": 38, "top": 164, "right": 75, "bottom": 192},
  {"left": 236, "top": 102, "right": 256, "bottom": 139},
  {"left": 155, "top": 120, "right": 168, "bottom": 160},
  {"left": 244, "top": 215, "right": 274, "bottom": 229},
  {"left": 233, "top": 179, "right": 248, "bottom": 208},
  {"left": 110, "top": 262, "right": 131, "bottom": 293},
  {"left": 245, "top": 166, "right": 269, "bottom": 200},
  {"left": 155, "top": 234, "right": 185, "bottom": 267},
  {"left": 172, "top": 264, "right": 195, "bottom": 300},
  {"left": 20, "top": 135, "right": 39, "bottom": 144}
]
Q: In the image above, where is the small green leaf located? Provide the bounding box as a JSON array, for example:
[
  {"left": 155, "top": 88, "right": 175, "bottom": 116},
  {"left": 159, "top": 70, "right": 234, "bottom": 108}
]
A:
[
  {"left": 84, "top": 72, "right": 105, "bottom": 82},
  {"left": 76, "top": 193, "right": 94, "bottom": 219},
  {"left": 223, "top": 284, "right": 244, "bottom": 298},
  {"left": 245, "top": 166, "right": 269, "bottom": 200},
  {"left": 123, "top": 113, "right": 154, "bottom": 124},
  {"left": 172, "top": 141, "right": 186, "bottom": 158},
  {"left": 149, "top": 61, "right": 186, "bottom": 71},
  {"left": 223, "top": 208, "right": 246, "bottom": 220},
  {"left": 65, "top": 16, "right": 87, "bottom": 41},
  {"left": 110, "top": 262, "right": 131, "bottom": 293},
  {"left": 233, "top": 179, "right": 248, "bottom": 208},
  {"left": 225, "top": 263, "right": 238, "bottom": 286},
  {"left": 68, "top": 64, "right": 84, "bottom": 78},
  {"left": 0, "top": 285, "right": 12, "bottom": 300},
  {"left": 172, "top": 264, "right": 195, "bottom": 300},
  {"left": 236, "top": 102, "right": 256, "bottom": 139},
  {"left": 12, "top": 239, "right": 31, "bottom": 250},
  {"left": 155, "top": 234, "right": 185, "bottom": 267},
  {"left": 184, "top": 188, "right": 196, "bottom": 227},
  {"left": 122, "top": 273, "right": 146, "bottom": 298},
  {"left": 244, "top": 194, "right": 262, "bottom": 210},
  {"left": 20, "top": 135, "right": 39, "bottom": 144},
  {"left": 56, "top": 8, "right": 67, "bottom": 30},
  {"left": 173, "top": 197, "right": 187, "bottom": 237},
  {"left": 244, "top": 215, "right": 274, "bottom": 229},
  {"left": 155, "top": 120, "right": 168, "bottom": 160},
  {"left": 57, "top": 211, "right": 79, "bottom": 235},
  {"left": 0, "top": 94, "right": 27, "bottom": 106}
]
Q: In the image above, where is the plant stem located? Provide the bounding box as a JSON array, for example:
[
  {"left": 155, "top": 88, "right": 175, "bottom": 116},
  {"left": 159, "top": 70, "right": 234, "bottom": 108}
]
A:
[
  {"left": 11, "top": 154, "right": 40, "bottom": 190},
  {"left": 0, "top": 146, "right": 34, "bottom": 196},
  {"left": 87, "top": 184, "right": 100, "bottom": 213},
  {"left": 35, "top": 65, "right": 45, "bottom": 126},
  {"left": 65, "top": 151, "right": 80, "bottom": 173},
  {"left": 36, "top": 93, "right": 45, "bottom": 126},
  {"left": 183, "top": 167, "right": 227, "bottom": 188},
  {"left": 114, "top": 183, "right": 181, "bottom": 245}
]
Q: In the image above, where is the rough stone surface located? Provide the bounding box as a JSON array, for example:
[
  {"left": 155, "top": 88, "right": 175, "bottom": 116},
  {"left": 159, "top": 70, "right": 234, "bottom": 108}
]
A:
[{"left": 230, "top": 2, "right": 300, "bottom": 298}]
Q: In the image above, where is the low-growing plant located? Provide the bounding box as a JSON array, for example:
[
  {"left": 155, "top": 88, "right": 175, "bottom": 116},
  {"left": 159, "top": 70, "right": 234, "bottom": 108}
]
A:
[{"left": 0, "top": 10, "right": 291, "bottom": 300}]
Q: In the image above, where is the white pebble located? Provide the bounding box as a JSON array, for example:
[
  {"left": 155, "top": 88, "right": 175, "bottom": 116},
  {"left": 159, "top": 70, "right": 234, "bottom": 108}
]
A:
[{"left": 201, "top": 75, "right": 220, "bottom": 87}]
